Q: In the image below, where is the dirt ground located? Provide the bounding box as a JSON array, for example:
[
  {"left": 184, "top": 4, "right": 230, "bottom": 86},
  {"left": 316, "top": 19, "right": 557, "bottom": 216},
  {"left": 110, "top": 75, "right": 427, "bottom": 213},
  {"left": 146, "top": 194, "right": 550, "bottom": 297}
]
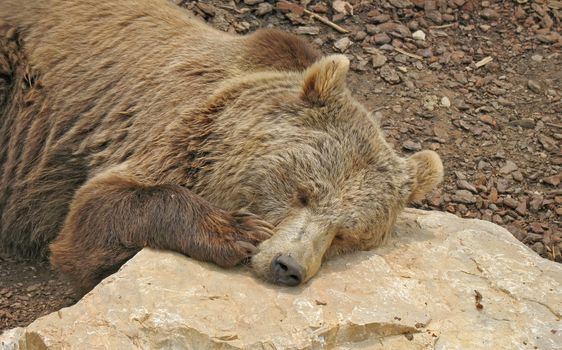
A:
[{"left": 1, "top": 0, "right": 560, "bottom": 332}]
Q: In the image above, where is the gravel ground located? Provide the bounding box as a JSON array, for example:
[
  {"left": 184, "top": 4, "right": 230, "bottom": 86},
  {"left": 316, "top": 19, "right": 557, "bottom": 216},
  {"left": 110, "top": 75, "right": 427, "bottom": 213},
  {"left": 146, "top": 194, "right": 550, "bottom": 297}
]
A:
[{"left": 1, "top": 0, "right": 560, "bottom": 332}]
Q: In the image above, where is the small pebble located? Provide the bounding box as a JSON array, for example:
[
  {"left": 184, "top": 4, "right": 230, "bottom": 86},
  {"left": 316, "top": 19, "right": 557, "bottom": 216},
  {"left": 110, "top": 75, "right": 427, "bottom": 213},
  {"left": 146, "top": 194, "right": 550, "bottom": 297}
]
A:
[
  {"left": 333, "top": 37, "right": 352, "bottom": 52},
  {"left": 527, "top": 80, "right": 541, "bottom": 93},
  {"left": 402, "top": 140, "right": 422, "bottom": 151},
  {"left": 412, "top": 30, "right": 426, "bottom": 41}
]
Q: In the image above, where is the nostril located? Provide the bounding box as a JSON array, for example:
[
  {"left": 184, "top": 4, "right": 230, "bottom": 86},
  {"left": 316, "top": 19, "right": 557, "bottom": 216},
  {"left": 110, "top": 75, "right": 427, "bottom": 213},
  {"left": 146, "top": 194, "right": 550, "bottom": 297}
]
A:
[
  {"left": 271, "top": 254, "right": 305, "bottom": 286},
  {"left": 289, "top": 274, "right": 300, "bottom": 282}
]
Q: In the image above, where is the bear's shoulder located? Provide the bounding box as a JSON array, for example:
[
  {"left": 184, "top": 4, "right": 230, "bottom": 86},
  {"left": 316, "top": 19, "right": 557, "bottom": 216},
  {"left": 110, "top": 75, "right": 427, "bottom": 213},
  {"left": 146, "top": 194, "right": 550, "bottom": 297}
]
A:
[{"left": 243, "top": 29, "right": 320, "bottom": 72}]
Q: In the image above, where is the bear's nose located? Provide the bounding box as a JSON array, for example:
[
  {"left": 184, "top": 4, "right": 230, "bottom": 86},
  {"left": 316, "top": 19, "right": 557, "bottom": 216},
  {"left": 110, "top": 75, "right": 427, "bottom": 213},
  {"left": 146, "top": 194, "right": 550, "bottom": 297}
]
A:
[{"left": 271, "top": 254, "right": 305, "bottom": 286}]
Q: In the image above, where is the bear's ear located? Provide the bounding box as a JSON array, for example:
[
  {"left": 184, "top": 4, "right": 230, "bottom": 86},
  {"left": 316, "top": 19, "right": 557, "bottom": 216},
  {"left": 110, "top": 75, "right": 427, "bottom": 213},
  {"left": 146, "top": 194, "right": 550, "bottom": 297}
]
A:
[
  {"left": 301, "top": 54, "right": 349, "bottom": 105},
  {"left": 406, "top": 150, "right": 444, "bottom": 203}
]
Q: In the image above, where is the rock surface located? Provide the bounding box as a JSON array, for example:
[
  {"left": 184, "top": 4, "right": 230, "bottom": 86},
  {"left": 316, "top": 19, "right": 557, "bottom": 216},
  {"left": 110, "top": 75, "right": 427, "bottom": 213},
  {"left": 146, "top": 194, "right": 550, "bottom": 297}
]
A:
[{"left": 2, "top": 209, "right": 561, "bottom": 349}]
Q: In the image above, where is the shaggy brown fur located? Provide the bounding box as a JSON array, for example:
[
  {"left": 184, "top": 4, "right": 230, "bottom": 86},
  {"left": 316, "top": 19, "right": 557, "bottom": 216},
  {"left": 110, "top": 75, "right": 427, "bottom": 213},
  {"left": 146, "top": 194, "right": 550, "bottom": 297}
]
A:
[{"left": 0, "top": 0, "right": 443, "bottom": 291}]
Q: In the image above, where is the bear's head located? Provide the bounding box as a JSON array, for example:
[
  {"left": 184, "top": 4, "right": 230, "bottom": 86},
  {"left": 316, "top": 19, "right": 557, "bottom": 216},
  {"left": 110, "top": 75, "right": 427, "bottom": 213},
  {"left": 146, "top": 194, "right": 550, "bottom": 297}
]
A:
[{"left": 198, "top": 55, "right": 443, "bottom": 286}]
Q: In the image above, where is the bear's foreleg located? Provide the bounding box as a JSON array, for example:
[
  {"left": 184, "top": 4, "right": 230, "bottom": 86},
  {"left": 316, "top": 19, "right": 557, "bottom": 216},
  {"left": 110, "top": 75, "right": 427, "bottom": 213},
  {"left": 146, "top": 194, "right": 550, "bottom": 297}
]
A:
[{"left": 49, "top": 168, "right": 273, "bottom": 292}]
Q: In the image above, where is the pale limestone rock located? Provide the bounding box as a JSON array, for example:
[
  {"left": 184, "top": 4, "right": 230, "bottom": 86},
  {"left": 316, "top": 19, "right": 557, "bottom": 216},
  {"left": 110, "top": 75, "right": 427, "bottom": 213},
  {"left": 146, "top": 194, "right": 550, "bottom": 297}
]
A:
[{"left": 2, "top": 209, "right": 561, "bottom": 349}]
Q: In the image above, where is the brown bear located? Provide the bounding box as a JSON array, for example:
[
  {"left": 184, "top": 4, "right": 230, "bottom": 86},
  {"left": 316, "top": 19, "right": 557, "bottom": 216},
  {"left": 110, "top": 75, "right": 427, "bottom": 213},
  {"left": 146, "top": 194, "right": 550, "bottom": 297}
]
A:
[{"left": 0, "top": 0, "right": 443, "bottom": 292}]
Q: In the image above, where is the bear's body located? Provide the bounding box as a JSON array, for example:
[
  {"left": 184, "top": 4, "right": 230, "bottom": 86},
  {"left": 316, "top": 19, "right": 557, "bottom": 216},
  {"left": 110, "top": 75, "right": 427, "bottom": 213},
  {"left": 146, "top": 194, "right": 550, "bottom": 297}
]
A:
[{"left": 0, "top": 0, "right": 443, "bottom": 292}]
